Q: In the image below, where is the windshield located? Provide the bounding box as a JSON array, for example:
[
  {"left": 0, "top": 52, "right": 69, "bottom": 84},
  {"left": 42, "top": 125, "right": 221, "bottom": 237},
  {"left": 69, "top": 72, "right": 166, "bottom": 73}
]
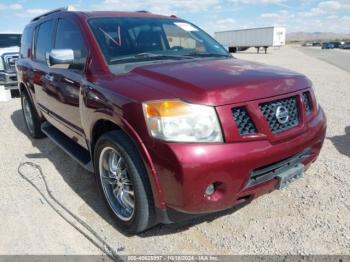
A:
[
  {"left": 0, "top": 34, "right": 21, "bottom": 48},
  {"left": 88, "top": 17, "right": 230, "bottom": 65}
]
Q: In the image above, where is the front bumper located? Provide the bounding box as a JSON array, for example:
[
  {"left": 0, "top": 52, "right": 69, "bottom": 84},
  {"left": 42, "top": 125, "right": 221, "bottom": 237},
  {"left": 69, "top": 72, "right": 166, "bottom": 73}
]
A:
[
  {"left": 150, "top": 108, "right": 326, "bottom": 216},
  {"left": 0, "top": 71, "right": 18, "bottom": 89}
]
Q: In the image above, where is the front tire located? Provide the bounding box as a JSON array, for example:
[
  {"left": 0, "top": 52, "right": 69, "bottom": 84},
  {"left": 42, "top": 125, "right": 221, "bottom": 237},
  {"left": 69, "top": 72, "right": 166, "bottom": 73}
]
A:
[
  {"left": 21, "top": 90, "right": 45, "bottom": 138},
  {"left": 94, "top": 130, "right": 155, "bottom": 234}
]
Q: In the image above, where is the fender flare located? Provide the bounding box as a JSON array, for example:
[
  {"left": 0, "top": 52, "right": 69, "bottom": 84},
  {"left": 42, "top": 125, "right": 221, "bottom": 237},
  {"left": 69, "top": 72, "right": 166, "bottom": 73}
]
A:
[{"left": 88, "top": 114, "right": 166, "bottom": 209}]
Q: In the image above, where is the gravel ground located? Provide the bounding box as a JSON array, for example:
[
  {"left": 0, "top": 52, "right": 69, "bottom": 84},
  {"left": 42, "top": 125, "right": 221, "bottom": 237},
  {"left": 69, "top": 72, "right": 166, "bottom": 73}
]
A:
[{"left": 0, "top": 46, "right": 349, "bottom": 256}]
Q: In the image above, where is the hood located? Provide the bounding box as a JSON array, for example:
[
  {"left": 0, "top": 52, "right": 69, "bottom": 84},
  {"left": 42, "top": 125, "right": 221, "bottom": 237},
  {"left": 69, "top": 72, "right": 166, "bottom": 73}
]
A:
[
  {"left": 0, "top": 46, "right": 20, "bottom": 54},
  {"left": 130, "top": 58, "right": 311, "bottom": 106}
]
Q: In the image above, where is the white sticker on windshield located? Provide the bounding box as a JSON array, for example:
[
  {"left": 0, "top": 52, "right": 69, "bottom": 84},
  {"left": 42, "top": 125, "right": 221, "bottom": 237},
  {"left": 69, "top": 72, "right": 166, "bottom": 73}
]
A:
[{"left": 174, "top": 22, "right": 198, "bottom": 32}]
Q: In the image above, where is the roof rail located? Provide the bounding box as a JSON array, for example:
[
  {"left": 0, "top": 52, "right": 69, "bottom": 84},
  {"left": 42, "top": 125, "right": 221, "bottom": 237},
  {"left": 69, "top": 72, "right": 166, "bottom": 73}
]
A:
[
  {"left": 31, "top": 6, "right": 74, "bottom": 22},
  {"left": 136, "top": 10, "right": 150, "bottom": 13}
]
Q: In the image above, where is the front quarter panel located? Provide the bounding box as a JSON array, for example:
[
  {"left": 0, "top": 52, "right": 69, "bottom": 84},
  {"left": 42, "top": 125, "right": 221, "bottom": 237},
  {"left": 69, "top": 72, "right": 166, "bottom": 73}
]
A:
[{"left": 80, "top": 77, "right": 166, "bottom": 209}]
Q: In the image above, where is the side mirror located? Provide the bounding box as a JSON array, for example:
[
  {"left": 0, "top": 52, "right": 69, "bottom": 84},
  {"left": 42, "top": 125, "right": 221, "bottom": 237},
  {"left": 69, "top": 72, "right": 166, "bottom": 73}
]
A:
[{"left": 46, "top": 49, "right": 75, "bottom": 69}]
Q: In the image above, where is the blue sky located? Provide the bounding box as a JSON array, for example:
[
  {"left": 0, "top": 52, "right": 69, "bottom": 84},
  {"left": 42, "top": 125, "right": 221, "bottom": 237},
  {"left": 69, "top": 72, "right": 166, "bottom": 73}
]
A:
[{"left": 0, "top": 0, "right": 349, "bottom": 35}]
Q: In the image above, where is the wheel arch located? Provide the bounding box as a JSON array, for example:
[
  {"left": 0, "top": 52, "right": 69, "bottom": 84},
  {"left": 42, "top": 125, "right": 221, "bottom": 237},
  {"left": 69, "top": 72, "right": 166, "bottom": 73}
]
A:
[
  {"left": 19, "top": 82, "right": 29, "bottom": 96},
  {"left": 89, "top": 117, "right": 165, "bottom": 209},
  {"left": 18, "top": 81, "right": 43, "bottom": 118}
]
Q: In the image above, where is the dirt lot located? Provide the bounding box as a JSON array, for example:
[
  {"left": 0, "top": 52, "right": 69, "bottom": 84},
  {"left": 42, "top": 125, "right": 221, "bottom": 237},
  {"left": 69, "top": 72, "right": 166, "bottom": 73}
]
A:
[{"left": 0, "top": 46, "right": 349, "bottom": 256}]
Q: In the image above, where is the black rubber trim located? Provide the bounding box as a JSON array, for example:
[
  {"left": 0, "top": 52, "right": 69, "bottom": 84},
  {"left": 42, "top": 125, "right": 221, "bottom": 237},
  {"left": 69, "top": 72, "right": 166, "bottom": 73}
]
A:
[{"left": 156, "top": 196, "right": 252, "bottom": 225}]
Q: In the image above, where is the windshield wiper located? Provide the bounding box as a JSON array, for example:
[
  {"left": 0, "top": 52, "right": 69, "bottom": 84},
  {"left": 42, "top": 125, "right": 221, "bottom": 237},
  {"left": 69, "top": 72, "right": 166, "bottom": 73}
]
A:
[
  {"left": 185, "top": 52, "right": 231, "bottom": 58},
  {"left": 110, "top": 52, "right": 193, "bottom": 64}
]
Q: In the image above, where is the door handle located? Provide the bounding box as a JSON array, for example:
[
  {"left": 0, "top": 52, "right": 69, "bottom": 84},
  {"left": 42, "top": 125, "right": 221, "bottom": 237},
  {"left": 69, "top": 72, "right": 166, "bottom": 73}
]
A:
[
  {"left": 63, "top": 77, "right": 75, "bottom": 84},
  {"left": 44, "top": 74, "right": 54, "bottom": 82}
]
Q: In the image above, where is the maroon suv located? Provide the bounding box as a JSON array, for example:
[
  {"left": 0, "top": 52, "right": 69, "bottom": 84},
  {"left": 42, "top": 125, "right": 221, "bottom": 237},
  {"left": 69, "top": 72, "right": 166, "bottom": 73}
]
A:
[{"left": 17, "top": 8, "right": 326, "bottom": 234}]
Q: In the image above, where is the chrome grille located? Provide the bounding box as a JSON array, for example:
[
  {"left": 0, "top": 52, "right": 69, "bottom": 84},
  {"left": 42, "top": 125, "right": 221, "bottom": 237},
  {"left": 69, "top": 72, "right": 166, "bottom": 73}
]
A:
[
  {"left": 3, "top": 53, "right": 19, "bottom": 72},
  {"left": 232, "top": 107, "right": 257, "bottom": 135},
  {"left": 259, "top": 96, "right": 299, "bottom": 133}
]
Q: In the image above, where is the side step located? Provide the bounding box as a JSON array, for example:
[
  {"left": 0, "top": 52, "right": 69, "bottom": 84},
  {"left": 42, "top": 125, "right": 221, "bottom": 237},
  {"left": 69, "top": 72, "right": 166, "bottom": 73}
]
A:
[{"left": 41, "top": 122, "right": 94, "bottom": 173}]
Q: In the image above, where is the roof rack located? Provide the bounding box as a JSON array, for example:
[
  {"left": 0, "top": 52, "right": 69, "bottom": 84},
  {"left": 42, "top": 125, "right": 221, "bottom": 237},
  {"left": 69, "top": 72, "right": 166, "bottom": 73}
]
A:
[{"left": 31, "top": 6, "right": 74, "bottom": 22}]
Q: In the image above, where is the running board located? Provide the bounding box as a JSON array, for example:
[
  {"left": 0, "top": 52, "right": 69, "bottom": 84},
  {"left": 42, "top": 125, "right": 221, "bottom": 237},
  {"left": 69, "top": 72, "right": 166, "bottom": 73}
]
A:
[{"left": 41, "top": 122, "right": 94, "bottom": 173}]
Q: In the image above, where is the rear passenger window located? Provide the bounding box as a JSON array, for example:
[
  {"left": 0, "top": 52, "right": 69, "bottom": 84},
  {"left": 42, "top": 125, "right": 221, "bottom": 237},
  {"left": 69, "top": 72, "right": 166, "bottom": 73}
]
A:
[
  {"left": 35, "top": 20, "right": 54, "bottom": 62},
  {"left": 54, "top": 19, "right": 87, "bottom": 69}
]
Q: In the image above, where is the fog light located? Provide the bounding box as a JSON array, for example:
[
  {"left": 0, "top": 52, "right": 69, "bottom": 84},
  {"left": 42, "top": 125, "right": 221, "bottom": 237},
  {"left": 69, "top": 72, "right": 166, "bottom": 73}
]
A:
[{"left": 205, "top": 183, "right": 215, "bottom": 196}]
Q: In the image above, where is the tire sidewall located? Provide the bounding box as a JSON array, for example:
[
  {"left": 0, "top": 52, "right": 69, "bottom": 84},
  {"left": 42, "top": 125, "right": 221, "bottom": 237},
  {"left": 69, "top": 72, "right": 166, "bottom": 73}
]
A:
[
  {"left": 94, "top": 132, "right": 152, "bottom": 234},
  {"left": 21, "top": 91, "right": 36, "bottom": 137}
]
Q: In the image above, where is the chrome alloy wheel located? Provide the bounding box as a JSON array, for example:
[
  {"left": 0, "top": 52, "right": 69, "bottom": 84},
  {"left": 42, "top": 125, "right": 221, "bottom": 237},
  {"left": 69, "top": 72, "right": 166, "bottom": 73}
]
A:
[
  {"left": 99, "top": 147, "right": 135, "bottom": 221},
  {"left": 22, "top": 95, "right": 34, "bottom": 134}
]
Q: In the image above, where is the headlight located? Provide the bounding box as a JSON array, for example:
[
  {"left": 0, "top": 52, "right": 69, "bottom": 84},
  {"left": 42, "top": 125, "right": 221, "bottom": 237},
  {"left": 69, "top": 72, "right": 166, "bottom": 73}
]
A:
[
  {"left": 143, "top": 100, "right": 223, "bottom": 142},
  {"left": 0, "top": 58, "right": 4, "bottom": 71}
]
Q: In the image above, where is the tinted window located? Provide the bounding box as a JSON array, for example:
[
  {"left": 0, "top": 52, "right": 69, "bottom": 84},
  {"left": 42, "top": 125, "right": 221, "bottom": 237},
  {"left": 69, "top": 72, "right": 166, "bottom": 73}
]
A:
[
  {"left": 55, "top": 19, "right": 87, "bottom": 69},
  {"left": 35, "top": 20, "right": 54, "bottom": 62},
  {"left": 0, "top": 34, "right": 21, "bottom": 48},
  {"left": 20, "top": 28, "right": 31, "bottom": 58}
]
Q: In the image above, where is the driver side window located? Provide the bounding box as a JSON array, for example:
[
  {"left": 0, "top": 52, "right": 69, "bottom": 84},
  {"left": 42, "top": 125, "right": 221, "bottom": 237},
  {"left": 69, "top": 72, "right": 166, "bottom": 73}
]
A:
[{"left": 54, "top": 18, "right": 87, "bottom": 70}]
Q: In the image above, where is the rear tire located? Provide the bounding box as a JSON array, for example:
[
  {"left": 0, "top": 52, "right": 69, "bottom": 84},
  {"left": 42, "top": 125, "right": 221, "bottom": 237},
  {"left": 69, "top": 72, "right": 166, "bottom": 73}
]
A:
[
  {"left": 94, "top": 130, "right": 155, "bottom": 234},
  {"left": 21, "top": 90, "right": 45, "bottom": 139}
]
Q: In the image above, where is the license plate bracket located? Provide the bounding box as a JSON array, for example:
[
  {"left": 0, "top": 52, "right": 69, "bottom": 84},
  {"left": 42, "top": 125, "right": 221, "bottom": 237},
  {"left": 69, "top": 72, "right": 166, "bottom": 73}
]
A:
[{"left": 276, "top": 164, "right": 304, "bottom": 190}]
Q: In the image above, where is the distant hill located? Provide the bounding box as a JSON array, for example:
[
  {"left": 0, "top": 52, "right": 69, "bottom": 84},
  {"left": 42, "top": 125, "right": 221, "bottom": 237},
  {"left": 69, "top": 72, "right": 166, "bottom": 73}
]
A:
[{"left": 287, "top": 32, "right": 350, "bottom": 42}]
